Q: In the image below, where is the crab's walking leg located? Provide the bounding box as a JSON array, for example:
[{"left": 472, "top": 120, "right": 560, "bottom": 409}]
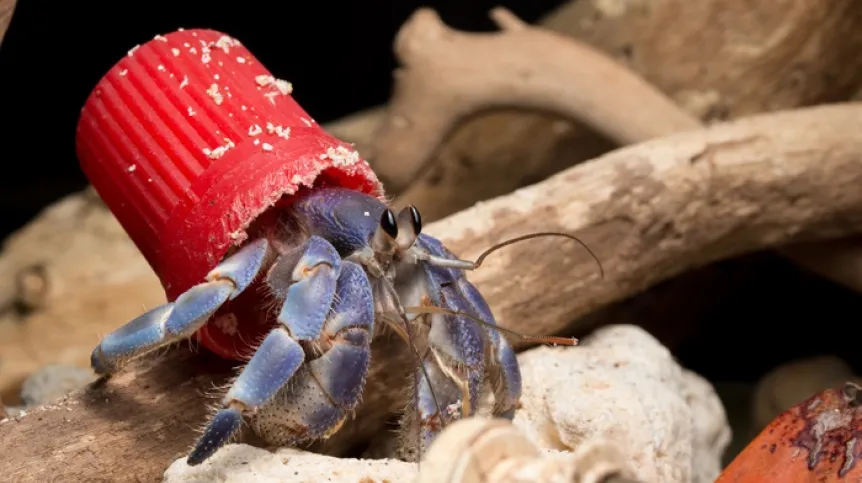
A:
[
  {"left": 187, "top": 235, "right": 341, "bottom": 466},
  {"left": 90, "top": 239, "right": 273, "bottom": 375},
  {"left": 429, "top": 279, "right": 486, "bottom": 416},
  {"left": 400, "top": 351, "right": 464, "bottom": 461},
  {"left": 456, "top": 277, "right": 521, "bottom": 419},
  {"left": 251, "top": 261, "right": 375, "bottom": 445},
  {"left": 397, "top": 263, "right": 487, "bottom": 459},
  {"left": 418, "top": 234, "right": 522, "bottom": 418}
]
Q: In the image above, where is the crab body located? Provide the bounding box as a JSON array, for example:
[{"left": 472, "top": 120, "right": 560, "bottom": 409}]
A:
[{"left": 90, "top": 187, "right": 521, "bottom": 465}]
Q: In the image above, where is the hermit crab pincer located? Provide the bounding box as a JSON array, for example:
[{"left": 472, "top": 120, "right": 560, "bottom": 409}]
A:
[{"left": 76, "top": 29, "right": 584, "bottom": 466}]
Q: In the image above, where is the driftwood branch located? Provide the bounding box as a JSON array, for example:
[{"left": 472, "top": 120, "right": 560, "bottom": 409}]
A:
[
  {"left": 434, "top": 103, "right": 862, "bottom": 338},
  {"left": 0, "top": 0, "right": 15, "bottom": 46},
  {"left": 369, "top": 7, "right": 862, "bottom": 293},
  {"left": 369, "top": 7, "right": 701, "bottom": 192},
  {"left": 0, "top": 349, "right": 229, "bottom": 482},
  {"left": 2, "top": 102, "right": 861, "bottom": 481},
  {"left": 371, "top": 1, "right": 862, "bottom": 215}
]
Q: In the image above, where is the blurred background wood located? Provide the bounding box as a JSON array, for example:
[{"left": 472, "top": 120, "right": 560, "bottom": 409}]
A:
[{"left": 0, "top": 0, "right": 15, "bottom": 45}]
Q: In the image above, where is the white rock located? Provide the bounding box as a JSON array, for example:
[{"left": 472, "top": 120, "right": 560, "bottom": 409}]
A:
[
  {"left": 20, "top": 364, "right": 96, "bottom": 407},
  {"left": 512, "top": 324, "right": 731, "bottom": 483},
  {"left": 163, "top": 444, "right": 416, "bottom": 483}
]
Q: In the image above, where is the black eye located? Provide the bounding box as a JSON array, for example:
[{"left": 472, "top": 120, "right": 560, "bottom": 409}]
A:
[
  {"left": 409, "top": 206, "right": 422, "bottom": 235},
  {"left": 380, "top": 209, "right": 398, "bottom": 239}
]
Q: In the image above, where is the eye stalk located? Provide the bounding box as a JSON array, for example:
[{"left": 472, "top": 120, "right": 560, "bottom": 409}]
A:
[
  {"left": 371, "top": 205, "right": 424, "bottom": 255},
  {"left": 395, "top": 205, "right": 422, "bottom": 250},
  {"left": 371, "top": 208, "right": 399, "bottom": 255},
  {"left": 408, "top": 206, "right": 422, "bottom": 235},
  {"left": 380, "top": 209, "right": 399, "bottom": 239}
]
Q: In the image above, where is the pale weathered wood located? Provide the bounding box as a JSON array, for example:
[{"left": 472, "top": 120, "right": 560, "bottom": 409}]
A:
[
  {"left": 346, "top": 4, "right": 862, "bottom": 293},
  {"left": 0, "top": 0, "right": 16, "bottom": 46},
  {"left": 1, "top": 103, "right": 861, "bottom": 481},
  {"left": 357, "top": 0, "right": 862, "bottom": 221},
  {"left": 0, "top": 348, "right": 229, "bottom": 482},
  {"left": 368, "top": 7, "right": 701, "bottom": 192}
]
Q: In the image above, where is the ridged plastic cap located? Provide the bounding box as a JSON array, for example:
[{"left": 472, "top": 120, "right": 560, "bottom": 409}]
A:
[{"left": 76, "top": 29, "right": 382, "bottom": 303}]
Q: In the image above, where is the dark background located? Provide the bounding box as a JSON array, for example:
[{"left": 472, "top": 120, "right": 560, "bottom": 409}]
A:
[{"left": 0, "top": 0, "right": 564, "bottom": 239}]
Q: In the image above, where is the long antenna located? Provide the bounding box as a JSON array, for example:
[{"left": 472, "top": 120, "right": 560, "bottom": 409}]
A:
[{"left": 421, "top": 232, "right": 604, "bottom": 279}]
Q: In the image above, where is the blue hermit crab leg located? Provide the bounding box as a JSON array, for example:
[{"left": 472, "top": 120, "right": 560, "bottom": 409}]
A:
[
  {"left": 248, "top": 261, "right": 375, "bottom": 446},
  {"left": 416, "top": 234, "right": 522, "bottom": 419},
  {"left": 403, "top": 350, "right": 465, "bottom": 460},
  {"left": 90, "top": 239, "right": 273, "bottom": 375},
  {"left": 454, "top": 276, "right": 522, "bottom": 419},
  {"left": 426, "top": 269, "right": 486, "bottom": 418},
  {"left": 187, "top": 235, "right": 342, "bottom": 465}
]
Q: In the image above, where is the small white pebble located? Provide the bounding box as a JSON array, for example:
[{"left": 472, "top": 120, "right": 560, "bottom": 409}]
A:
[
  {"left": 203, "top": 138, "right": 236, "bottom": 159},
  {"left": 214, "top": 35, "right": 240, "bottom": 53},
  {"left": 206, "top": 83, "right": 223, "bottom": 105},
  {"left": 255, "top": 74, "right": 274, "bottom": 87},
  {"left": 323, "top": 145, "right": 360, "bottom": 167},
  {"left": 363, "top": 211, "right": 370, "bottom": 217},
  {"left": 275, "top": 79, "right": 293, "bottom": 95},
  {"left": 265, "top": 123, "right": 290, "bottom": 139}
]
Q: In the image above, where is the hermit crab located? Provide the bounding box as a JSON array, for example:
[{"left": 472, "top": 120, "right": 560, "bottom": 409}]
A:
[{"left": 76, "top": 29, "right": 591, "bottom": 466}]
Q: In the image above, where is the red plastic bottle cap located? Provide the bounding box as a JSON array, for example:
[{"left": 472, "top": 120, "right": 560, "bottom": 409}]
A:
[{"left": 76, "top": 29, "right": 383, "bottom": 359}]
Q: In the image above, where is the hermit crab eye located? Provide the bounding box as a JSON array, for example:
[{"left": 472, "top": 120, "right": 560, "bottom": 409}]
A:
[
  {"left": 408, "top": 206, "right": 422, "bottom": 235},
  {"left": 380, "top": 209, "right": 399, "bottom": 239},
  {"left": 394, "top": 205, "right": 422, "bottom": 251}
]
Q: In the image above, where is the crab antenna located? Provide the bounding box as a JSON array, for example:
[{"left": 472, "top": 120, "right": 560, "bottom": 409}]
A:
[
  {"left": 404, "top": 305, "right": 578, "bottom": 347},
  {"left": 421, "top": 232, "right": 604, "bottom": 280}
]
